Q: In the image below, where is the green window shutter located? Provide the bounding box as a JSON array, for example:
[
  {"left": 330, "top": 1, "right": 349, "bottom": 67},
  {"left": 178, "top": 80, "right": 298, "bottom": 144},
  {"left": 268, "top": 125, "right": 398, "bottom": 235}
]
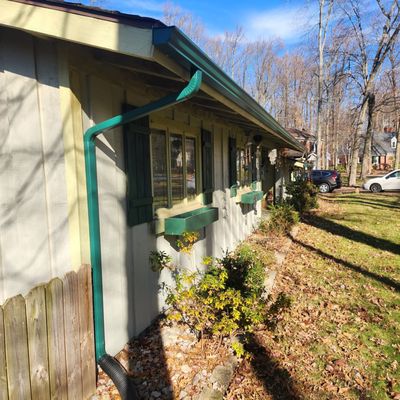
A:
[
  {"left": 228, "top": 137, "right": 237, "bottom": 187},
  {"left": 251, "top": 144, "right": 258, "bottom": 182},
  {"left": 123, "top": 109, "right": 153, "bottom": 227},
  {"left": 202, "top": 129, "right": 213, "bottom": 205}
]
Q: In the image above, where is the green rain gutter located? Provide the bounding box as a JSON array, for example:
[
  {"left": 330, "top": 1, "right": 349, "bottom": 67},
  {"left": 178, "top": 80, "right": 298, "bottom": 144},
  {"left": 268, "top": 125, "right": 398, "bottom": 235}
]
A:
[
  {"left": 153, "top": 27, "right": 304, "bottom": 152},
  {"left": 84, "top": 70, "right": 202, "bottom": 362}
]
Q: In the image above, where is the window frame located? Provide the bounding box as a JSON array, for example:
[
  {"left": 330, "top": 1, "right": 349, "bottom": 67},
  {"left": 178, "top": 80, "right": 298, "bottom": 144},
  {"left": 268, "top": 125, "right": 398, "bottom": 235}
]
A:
[
  {"left": 150, "top": 127, "right": 200, "bottom": 214},
  {"left": 236, "top": 144, "right": 257, "bottom": 188}
]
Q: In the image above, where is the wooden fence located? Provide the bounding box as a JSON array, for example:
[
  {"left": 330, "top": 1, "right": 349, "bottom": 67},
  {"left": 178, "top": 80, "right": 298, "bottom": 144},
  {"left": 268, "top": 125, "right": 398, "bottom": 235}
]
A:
[{"left": 0, "top": 265, "right": 96, "bottom": 400}]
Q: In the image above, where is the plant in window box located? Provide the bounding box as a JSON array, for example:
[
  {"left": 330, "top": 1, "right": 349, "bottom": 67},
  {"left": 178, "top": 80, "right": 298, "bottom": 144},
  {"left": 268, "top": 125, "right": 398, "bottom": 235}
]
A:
[{"left": 176, "top": 231, "right": 200, "bottom": 254}]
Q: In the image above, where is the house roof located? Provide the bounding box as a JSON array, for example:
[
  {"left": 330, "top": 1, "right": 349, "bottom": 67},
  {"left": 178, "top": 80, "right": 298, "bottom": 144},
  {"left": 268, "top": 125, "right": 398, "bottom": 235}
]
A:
[
  {"left": 2, "top": 0, "right": 303, "bottom": 151},
  {"left": 372, "top": 132, "right": 396, "bottom": 156},
  {"left": 12, "top": 0, "right": 166, "bottom": 28},
  {"left": 286, "top": 128, "right": 316, "bottom": 142}
]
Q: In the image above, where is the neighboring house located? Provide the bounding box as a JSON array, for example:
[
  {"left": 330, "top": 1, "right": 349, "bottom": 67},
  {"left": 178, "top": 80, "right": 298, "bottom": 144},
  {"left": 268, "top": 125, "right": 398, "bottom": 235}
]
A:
[
  {"left": 337, "top": 129, "right": 397, "bottom": 170},
  {"left": 0, "top": 0, "right": 302, "bottom": 397},
  {"left": 283, "top": 128, "right": 317, "bottom": 169},
  {"left": 271, "top": 128, "right": 315, "bottom": 201},
  {"left": 371, "top": 130, "right": 397, "bottom": 170}
]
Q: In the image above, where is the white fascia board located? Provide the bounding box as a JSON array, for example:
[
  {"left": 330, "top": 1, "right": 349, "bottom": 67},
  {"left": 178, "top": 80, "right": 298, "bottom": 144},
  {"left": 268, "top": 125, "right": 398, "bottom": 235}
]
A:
[{"left": 0, "top": 0, "right": 153, "bottom": 59}]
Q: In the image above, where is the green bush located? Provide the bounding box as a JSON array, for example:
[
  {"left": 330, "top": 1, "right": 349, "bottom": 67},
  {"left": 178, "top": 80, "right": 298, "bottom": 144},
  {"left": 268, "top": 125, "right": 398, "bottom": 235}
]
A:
[
  {"left": 162, "top": 244, "right": 291, "bottom": 353},
  {"left": 267, "top": 203, "right": 299, "bottom": 234},
  {"left": 166, "top": 264, "right": 266, "bottom": 340},
  {"left": 286, "top": 179, "right": 318, "bottom": 213},
  {"left": 220, "top": 243, "right": 266, "bottom": 297}
]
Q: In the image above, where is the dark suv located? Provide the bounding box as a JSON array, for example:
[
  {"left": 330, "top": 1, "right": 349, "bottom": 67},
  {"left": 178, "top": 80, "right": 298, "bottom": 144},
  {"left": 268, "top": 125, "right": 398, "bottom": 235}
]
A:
[{"left": 309, "top": 170, "right": 342, "bottom": 193}]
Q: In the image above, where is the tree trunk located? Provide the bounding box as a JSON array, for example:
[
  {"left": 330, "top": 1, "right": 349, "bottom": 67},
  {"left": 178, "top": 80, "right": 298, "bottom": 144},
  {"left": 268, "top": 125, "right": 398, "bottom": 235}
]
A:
[
  {"left": 316, "top": 1, "right": 324, "bottom": 169},
  {"left": 361, "top": 93, "right": 376, "bottom": 179},
  {"left": 349, "top": 98, "right": 369, "bottom": 186},
  {"left": 395, "top": 127, "right": 400, "bottom": 169}
]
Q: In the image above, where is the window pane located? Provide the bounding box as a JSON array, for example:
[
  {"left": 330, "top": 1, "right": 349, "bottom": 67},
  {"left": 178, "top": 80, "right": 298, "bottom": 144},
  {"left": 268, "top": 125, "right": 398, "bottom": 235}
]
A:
[
  {"left": 244, "top": 146, "right": 252, "bottom": 186},
  {"left": 236, "top": 149, "right": 241, "bottom": 185},
  {"left": 239, "top": 149, "right": 247, "bottom": 186},
  {"left": 151, "top": 130, "right": 168, "bottom": 209},
  {"left": 170, "top": 134, "right": 184, "bottom": 204},
  {"left": 185, "top": 137, "right": 196, "bottom": 198}
]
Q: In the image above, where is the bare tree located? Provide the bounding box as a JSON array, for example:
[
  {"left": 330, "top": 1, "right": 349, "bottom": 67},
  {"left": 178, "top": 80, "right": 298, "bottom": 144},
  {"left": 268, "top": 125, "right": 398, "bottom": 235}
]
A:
[
  {"left": 163, "top": 2, "right": 205, "bottom": 46},
  {"left": 388, "top": 42, "right": 400, "bottom": 168},
  {"left": 316, "top": 0, "right": 334, "bottom": 169},
  {"left": 345, "top": 0, "right": 400, "bottom": 185}
]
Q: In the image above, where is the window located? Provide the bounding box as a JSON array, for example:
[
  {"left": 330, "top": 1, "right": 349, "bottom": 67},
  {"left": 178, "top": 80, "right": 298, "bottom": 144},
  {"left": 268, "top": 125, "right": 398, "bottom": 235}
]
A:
[
  {"left": 151, "top": 130, "right": 168, "bottom": 209},
  {"left": 186, "top": 137, "right": 197, "bottom": 199},
  {"left": 236, "top": 146, "right": 255, "bottom": 187},
  {"left": 170, "top": 134, "right": 184, "bottom": 203},
  {"left": 391, "top": 137, "right": 397, "bottom": 149},
  {"left": 150, "top": 130, "right": 199, "bottom": 211},
  {"left": 387, "top": 171, "right": 400, "bottom": 179}
]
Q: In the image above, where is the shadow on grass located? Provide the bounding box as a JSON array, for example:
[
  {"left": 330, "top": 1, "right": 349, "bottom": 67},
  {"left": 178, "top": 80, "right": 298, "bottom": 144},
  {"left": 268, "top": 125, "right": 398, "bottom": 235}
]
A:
[
  {"left": 245, "top": 333, "right": 303, "bottom": 400},
  {"left": 320, "top": 194, "right": 400, "bottom": 211},
  {"left": 302, "top": 214, "right": 400, "bottom": 256},
  {"left": 289, "top": 235, "right": 400, "bottom": 293}
]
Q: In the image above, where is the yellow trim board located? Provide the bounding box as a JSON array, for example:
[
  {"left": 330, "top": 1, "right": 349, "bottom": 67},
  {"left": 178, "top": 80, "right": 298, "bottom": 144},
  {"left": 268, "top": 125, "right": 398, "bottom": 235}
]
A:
[
  {"left": 58, "top": 49, "right": 83, "bottom": 268},
  {"left": 0, "top": 0, "right": 153, "bottom": 59}
]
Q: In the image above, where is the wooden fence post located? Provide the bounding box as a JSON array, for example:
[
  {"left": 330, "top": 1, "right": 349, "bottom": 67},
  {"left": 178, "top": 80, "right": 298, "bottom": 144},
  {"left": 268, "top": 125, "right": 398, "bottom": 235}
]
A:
[
  {"left": 63, "top": 272, "right": 83, "bottom": 400},
  {"left": 46, "top": 278, "right": 68, "bottom": 400},
  {"left": 0, "top": 306, "right": 8, "bottom": 400},
  {"left": 3, "top": 295, "right": 32, "bottom": 399},
  {"left": 26, "top": 285, "right": 50, "bottom": 399}
]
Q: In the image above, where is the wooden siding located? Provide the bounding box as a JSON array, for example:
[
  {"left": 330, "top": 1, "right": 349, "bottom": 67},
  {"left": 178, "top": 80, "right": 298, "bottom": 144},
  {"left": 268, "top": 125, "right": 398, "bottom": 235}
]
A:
[
  {"left": 1, "top": 26, "right": 266, "bottom": 356},
  {"left": 0, "top": 28, "right": 71, "bottom": 303},
  {"left": 71, "top": 59, "right": 262, "bottom": 354}
]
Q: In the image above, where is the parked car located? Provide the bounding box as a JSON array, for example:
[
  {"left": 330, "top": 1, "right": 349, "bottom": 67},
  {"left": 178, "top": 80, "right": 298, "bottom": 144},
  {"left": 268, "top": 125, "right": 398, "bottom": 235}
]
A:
[
  {"left": 309, "top": 170, "right": 342, "bottom": 193},
  {"left": 363, "top": 169, "right": 400, "bottom": 192}
]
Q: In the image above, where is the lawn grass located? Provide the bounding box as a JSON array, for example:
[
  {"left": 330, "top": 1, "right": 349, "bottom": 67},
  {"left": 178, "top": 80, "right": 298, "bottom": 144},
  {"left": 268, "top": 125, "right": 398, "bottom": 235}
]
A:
[{"left": 227, "top": 193, "right": 400, "bottom": 400}]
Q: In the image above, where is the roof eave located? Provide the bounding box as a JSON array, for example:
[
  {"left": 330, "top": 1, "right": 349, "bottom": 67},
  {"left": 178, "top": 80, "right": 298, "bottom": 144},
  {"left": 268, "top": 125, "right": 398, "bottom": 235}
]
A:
[{"left": 152, "top": 26, "right": 304, "bottom": 152}]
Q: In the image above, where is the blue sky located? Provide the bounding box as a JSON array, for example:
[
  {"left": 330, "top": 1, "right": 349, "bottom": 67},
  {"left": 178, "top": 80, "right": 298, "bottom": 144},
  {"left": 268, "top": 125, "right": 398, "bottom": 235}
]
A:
[{"left": 85, "top": 0, "right": 316, "bottom": 45}]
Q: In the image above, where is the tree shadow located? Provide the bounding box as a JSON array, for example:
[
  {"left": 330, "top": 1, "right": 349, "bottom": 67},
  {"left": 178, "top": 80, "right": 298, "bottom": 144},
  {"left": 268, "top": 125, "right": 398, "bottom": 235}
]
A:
[
  {"left": 289, "top": 235, "right": 400, "bottom": 293},
  {"left": 244, "top": 333, "right": 303, "bottom": 400},
  {"left": 302, "top": 214, "right": 400, "bottom": 256},
  {"left": 320, "top": 194, "right": 400, "bottom": 211}
]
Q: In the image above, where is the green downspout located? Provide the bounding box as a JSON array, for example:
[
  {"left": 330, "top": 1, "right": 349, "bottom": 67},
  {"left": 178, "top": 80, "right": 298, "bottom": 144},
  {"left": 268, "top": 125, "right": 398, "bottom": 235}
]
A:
[{"left": 84, "top": 70, "right": 202, "bottom": 362}]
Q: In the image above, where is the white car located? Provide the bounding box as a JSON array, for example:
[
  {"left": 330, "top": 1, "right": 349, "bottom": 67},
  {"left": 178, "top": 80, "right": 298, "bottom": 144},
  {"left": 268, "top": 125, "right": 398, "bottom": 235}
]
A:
[{"left": 363, "top": 169, "right": 400, "bottom": 192}]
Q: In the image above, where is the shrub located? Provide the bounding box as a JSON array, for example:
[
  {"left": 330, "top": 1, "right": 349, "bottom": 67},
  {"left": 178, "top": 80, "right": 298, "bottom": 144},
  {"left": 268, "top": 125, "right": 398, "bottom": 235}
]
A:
[
  {"left": 166, "top": 264, "right": 266, "bottom": 341},
  {"left": 286, "top": 179, "right": 318, "bottom": 213},
  {"left": 159, "top": 243, "right": 291, "bottom": 355},
  {"left": 149, "top": 250, "right": 172, "bottom": 272},
  {"left": 220, "top": 243, "right": 266, "bottom": 297},
  {"left": 267, "top": 203, "right": 299, "bottom": 234}
]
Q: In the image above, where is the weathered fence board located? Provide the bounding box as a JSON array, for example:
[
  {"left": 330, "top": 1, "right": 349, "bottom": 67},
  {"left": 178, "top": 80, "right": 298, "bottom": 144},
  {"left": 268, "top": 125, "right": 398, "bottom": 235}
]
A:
[
  {"left": 78, "top": 265, "right": 96, "bottom": 399},
  {"left": 4, "top": 295, "right": 32, "bottom": 399},
  {"left": 0, "top": 266, "right": 96, "bottom": 400},
  {"left": 26, "top": 285, "right": 50, "bottom": 399},
  {"left": 46, "top": 278, "right": 68, "bottom": 400},
  {"left": 0, "top": 306, "right": 8, "bottom": 400},
  {"left": 63, "top": 271, "right": 83, "bottom": 400}
]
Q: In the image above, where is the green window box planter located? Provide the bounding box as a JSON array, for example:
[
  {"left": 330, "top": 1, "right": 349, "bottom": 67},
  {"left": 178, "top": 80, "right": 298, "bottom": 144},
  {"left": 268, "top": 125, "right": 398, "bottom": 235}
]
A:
[
  {"left": 230, "top": 185, "right": 238, "bottom": 198},
  {"left": 240, "top": 191, "right": 264, "bottom": 204},
  {"left": 164, "top": 206, "right": 219, "bottom": 235}
]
